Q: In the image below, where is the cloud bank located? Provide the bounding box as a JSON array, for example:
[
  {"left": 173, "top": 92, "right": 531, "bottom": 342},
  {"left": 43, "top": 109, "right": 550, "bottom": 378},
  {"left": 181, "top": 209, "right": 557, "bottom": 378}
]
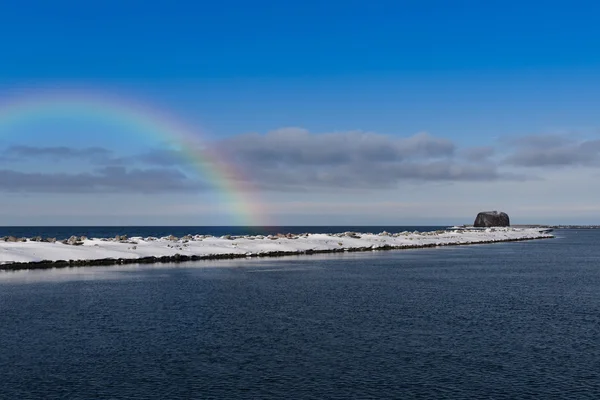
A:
[
  {"left": 214, "top": 128, "right": 517, "bottom": 190},
  {"left": 0, "top": 166, "right": 203, "bottom": 194},
  {"left": 3, "top": 128, "right": 599, "bottom": 194},
  {"left": 503, "top": 134, "right": 600, "bottom": 167}
]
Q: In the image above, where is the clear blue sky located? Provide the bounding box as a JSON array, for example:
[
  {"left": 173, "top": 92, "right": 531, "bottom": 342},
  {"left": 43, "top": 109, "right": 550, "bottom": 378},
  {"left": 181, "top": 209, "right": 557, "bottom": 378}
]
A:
[
  {"left": 1, "top": 0, "right": 600, "bottom": 225},
  {"left": 3, "top": 1, "right": 600, "bottom": 77}
]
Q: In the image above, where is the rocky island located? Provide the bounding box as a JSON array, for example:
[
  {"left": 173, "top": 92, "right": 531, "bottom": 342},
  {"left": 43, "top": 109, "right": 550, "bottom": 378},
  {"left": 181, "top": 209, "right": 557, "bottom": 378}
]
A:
[{"left": 474, "top": 211, "right": 510, "bottom": 227}]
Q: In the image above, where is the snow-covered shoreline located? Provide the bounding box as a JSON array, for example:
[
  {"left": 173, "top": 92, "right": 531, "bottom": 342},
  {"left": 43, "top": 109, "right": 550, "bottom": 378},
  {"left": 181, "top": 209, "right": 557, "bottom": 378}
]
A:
[{"left": 0, "top": 228, "right": 553, "bottom": 271}]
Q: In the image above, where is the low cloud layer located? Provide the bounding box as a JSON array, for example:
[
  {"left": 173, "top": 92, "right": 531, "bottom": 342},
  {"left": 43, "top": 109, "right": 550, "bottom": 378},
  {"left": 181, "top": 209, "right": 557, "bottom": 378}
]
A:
[
  {"left": 5, "top": 145, "right": 110, "bottom": 158},
  {"left": 2, "top": 145, "right": 125, "bottom": 165},
  {"left": 0, "top": 166, "right": 203, "bottom": 194},
  {"left": 4, "top": 128, "right": 599, "bottom": 194},
  {"left": 460, "top": 146, "right": 495, "bottom": 162},
  {"left": 219, "top": 128, "right": 455, "bottom": 166},
  {"left": 503, "top": 134, "right": 600, "bottom": 167},
  {"left": 214, "top": 128, "right": 517, "bottom": 190}
]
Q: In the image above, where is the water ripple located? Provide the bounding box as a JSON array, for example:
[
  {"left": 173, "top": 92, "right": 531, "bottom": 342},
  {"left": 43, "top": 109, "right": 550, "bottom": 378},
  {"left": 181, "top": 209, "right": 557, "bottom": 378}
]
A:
[{"left": 1, "top": 229, "right": 600, "bottom": 398}]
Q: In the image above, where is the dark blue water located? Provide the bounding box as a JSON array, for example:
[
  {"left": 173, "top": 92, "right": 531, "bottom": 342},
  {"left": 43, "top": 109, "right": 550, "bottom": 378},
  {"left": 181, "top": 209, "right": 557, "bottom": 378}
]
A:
[
  {"left": 1, "top": 229, "right": 599, "bottom": 399},
  {"left": 0, "top": 226, "right": 448, "bottom": 240}
]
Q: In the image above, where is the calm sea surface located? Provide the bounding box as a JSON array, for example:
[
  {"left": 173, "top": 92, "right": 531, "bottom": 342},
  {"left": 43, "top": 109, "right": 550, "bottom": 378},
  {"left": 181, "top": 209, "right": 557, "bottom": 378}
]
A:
[{"left": 1, "top": 229, "right": 599, "bottom": 399}]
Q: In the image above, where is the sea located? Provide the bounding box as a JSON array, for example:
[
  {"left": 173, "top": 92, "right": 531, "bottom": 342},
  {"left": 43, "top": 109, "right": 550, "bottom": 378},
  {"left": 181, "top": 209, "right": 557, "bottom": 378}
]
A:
[{"left": 1, "top": 227, "right": 599, "bottom": 399}]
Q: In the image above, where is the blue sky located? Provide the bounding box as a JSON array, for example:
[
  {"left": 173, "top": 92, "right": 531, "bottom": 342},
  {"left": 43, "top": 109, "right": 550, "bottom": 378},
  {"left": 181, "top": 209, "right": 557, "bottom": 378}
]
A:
[{"left": 1, "top": 0, "right": 600, "bottom": 225}]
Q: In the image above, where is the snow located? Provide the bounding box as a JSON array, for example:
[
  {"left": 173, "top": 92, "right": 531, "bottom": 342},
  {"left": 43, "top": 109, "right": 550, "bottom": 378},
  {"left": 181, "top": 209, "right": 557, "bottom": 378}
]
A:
[{"left": 0, "top": 228, "right": 553, "bottom": 267}]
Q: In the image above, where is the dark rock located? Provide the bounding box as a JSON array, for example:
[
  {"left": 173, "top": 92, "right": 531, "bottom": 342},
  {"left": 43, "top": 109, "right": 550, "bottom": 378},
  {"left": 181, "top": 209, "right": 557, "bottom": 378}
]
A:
[{"left": 474, "top": 211, "right": 510, "bottom": 227}]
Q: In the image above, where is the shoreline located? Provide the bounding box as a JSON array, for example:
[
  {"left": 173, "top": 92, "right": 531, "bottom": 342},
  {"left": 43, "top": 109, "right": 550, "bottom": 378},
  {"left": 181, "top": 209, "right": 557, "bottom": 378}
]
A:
[{"left": 0, "top": 228, "right": 554, "bottom": 271}]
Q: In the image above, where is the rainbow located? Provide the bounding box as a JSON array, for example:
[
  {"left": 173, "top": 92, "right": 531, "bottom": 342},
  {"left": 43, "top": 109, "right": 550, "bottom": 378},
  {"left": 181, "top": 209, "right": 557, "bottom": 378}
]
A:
[{"left": 0, "top": 90, "right": 269, "bottom": 227}]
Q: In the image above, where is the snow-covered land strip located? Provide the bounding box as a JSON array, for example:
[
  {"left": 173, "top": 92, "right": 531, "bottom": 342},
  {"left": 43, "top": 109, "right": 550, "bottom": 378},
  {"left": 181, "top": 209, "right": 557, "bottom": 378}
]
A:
[{"left": 0, "top": 228, "right": 553, "bottom": 270}]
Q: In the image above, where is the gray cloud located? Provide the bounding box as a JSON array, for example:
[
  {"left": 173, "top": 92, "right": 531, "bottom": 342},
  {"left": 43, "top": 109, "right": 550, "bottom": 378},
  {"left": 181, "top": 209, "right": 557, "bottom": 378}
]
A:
[
  {"left": 460, "top": 146, "right": 495, "bottom": 162},
  {"left": 133, "top": 129, "right": 504, "bottom": 190},
  {"left": 218, "top": 128, "right": 456, "bottom": 167},
  {"left": 209, "top": 128, "right": 518, "bottom": 190},
  {"left": 507, "top": 134, "right": 573, "bottom": 149},
  {"left": 2, "top": 145, "right": 126, "bottom": 165},
  {"left": 0, "top": 166, "right": 204, "bottom": 194},
  {"left": 6, "top": 145, "right": 109, "bottom": 158},
  {"left": 137, "top": 149, "right": 188, "bottom": 167},
  {"left": 5, "top": 128, "right": 545, "bottom": 194},
  {"left": 504, "top": 135, "right": 600, "bottom": 167},
  {"left": 246, "top": 160, "right": 526, "bottom": 191},
  {"left": 131, "top": 128, "right": 531, "bottom": 190}
]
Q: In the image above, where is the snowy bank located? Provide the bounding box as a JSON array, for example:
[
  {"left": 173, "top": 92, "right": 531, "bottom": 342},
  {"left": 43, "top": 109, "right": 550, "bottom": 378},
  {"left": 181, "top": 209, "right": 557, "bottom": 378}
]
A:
[{"left": 0, "top": 228, "right": 553, "bottom": 271}]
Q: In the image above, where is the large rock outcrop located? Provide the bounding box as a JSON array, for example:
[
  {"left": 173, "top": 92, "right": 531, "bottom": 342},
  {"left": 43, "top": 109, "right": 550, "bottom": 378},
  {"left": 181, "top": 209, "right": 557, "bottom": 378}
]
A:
[{"left": 473, "top": 211, "right": 510, "bottom": 227}]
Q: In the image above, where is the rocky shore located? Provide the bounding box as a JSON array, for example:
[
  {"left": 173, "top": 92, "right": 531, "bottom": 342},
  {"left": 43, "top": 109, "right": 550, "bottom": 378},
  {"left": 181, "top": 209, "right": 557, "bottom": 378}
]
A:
[{"left": 0, "top": 228, "right": 554, "bottom": 271}]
